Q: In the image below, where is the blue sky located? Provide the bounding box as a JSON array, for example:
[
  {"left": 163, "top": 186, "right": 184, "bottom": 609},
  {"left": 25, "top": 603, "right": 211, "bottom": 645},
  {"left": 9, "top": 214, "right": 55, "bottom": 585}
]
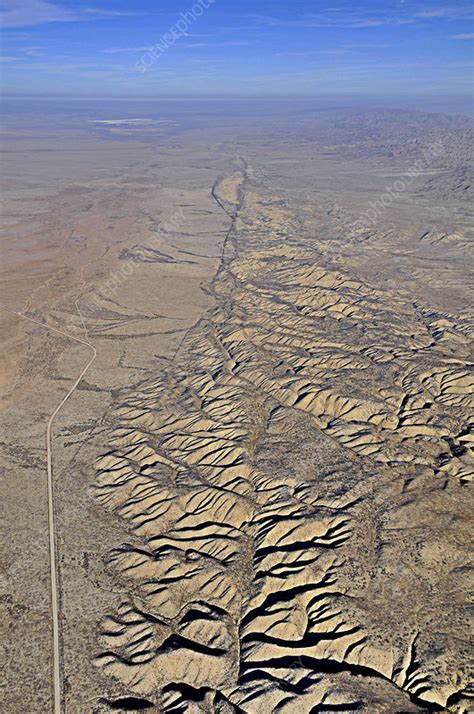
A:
[{"left": 1, "top": 0, "right": 473, "bottom": 106}]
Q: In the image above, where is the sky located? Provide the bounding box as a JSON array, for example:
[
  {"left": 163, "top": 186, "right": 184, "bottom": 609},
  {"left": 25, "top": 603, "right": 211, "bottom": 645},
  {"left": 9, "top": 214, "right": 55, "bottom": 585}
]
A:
[{"left": 0, "top": 0, "right": 473, "bottom": 111}]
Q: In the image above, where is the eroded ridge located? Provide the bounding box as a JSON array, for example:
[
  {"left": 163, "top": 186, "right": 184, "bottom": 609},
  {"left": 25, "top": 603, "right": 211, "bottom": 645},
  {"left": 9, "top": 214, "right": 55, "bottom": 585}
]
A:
[{"left": 93, "top": 168, "right": 472, "bottom": 712}]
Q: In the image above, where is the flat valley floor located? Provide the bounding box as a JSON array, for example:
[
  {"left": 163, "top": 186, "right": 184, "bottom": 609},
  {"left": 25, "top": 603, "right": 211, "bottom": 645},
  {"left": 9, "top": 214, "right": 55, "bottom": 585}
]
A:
[{"left": 0, "top": 104, "right": 473, "bottom": 713}]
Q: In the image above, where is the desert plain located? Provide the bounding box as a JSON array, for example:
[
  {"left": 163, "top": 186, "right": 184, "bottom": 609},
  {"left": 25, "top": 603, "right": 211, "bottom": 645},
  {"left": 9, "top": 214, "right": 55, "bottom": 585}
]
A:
[{"left": 0, "top": 101, "right": 473, "bottom": 713}]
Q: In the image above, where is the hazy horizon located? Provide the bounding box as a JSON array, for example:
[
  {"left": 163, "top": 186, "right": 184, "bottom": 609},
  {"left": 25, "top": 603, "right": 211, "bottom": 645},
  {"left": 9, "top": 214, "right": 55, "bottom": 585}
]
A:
[
  {"left": 1, "top": 0, "right": 473, "bottom": 116},
  {"left": 2, "top": 94, "right": 473, "bottom": 119}
]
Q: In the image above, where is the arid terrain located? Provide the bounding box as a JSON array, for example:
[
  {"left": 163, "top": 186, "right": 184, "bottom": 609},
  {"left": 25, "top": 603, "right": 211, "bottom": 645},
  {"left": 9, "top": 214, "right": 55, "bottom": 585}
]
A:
[{"left": 0, "top": 103, "right": 473, "bottom": 713}]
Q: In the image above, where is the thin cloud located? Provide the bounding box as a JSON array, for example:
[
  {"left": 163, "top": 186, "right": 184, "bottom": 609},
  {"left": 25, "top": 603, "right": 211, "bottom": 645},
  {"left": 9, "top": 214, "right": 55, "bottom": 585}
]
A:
[
  {"left": 277, "top": 43, "right": 392, "bottom": 59},
  {"left": 0, "top": 0, "right": 143, "bottom": 28},
  {"left": 301, "top": 15, "right": 415, "bottom": 28},
  {"left": 343, "top": 43, "right": 392, "bottom": 49},
  {"left": 102, "top": 47, "right": 154, "bottom": 54},
  {"left": 449, "top": 33, "right": 474, "bottom": 40},
  {"left": 102, "top": 41, "right": 252, "bottom": 54},
  {"left": 179, "top": 41, "right": 252, "bottom": 48},
  {"left": 81, "top": 7, "right": 145, "bottom": 18},
  {"left": 250, "top": 6, "right": 474, "bottom": 29},
  {"left": 0, "top": 31, "right": 30, "bottom": 39},
  {"left": 249, "top": 10, "right": 415, "bottom": 29},
  {"left": 415, "top": 5, "right": 474, "bottom": 20},
  {"left": 22, "top": 45, "right": 45, "bottom": 56}
]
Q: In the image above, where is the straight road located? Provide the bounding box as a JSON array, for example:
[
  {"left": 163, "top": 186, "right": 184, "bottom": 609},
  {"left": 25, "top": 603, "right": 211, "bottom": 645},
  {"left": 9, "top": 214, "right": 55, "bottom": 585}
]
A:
[{"left": 0, "top": 301, "right": 96, "bottom": 714}]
